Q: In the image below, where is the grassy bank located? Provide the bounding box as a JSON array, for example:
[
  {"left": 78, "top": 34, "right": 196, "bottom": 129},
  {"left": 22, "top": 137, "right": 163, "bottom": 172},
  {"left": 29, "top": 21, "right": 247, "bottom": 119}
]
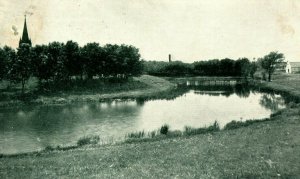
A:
[
  {"left": 1, "top": 74, "right": 300, "bottom": 178},
  {"left": 254, "top": 74, "right": 300, "bottom": 102},
  {"left": 0, "top": 75, "right": 175, "bottom": 107}
]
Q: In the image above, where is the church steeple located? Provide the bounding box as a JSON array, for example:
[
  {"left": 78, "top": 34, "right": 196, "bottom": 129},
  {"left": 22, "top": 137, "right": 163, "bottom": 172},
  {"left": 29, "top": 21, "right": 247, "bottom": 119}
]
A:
[{"left": 19, "top": 15, "right": 32, "bottom": 47}]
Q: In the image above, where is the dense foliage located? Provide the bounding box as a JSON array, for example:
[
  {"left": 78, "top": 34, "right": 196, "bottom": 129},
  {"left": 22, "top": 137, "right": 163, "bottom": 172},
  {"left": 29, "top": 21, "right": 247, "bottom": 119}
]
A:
[
  {"left": 144, "top": 58, "right": 257, "bottom": 77},
  {"left": 0, "top": 45, "right": 284, "bottom": 94},
  {"left": 0, "top": 41, "right": 143, "bottom": 93}
]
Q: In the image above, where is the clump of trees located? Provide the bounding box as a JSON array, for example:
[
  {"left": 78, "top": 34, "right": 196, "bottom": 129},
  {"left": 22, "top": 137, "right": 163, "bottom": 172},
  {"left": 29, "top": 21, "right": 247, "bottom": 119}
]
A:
[
  {"left": 193, "top": 58, "right": 256, "bottom": 77},
  {"left": 0, "top": 41, "right": 143, "bottom": 93},
  {"left": 144, "top": 51, "right": 285, "bottom": 81}
]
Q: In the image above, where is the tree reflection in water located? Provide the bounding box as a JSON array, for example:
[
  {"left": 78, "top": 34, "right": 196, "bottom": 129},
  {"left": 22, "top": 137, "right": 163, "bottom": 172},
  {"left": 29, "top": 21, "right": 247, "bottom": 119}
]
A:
[
  {"left": 190, "top": 84, "right": 251, "bottom": 98},
  {"left": 259, "top": 93, "right": 286, "bottom": 112},
  {"left": 234, "top": 84, "right": 250, "bottom": 98}
]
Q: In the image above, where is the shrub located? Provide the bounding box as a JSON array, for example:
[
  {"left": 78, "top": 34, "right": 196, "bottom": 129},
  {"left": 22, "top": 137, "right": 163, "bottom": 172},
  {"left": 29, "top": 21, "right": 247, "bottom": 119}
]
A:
[
  {"left": 160, "top": 124, "right": 169, "bottom": 135},
  {"left": 77, "top": 135, "right": 100, "bottom": 146}
]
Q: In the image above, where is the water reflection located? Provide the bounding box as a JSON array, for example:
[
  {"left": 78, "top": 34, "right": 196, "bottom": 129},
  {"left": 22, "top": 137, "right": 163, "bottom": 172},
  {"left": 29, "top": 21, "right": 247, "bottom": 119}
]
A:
[
  {"left": 0, "top": 101, "right": 142, "bottom": 154},
  {"left": 0, "top": 84, "right": 288, "bottom": 154},
  {"left": 186, "top": 84, "right": 250, "bottom": 98},
  {"left": 259, "top": 94, "right": 286, "bottom": 112},
  {"left": 235, "top": 84, "right": 251, "bottom": 98}
]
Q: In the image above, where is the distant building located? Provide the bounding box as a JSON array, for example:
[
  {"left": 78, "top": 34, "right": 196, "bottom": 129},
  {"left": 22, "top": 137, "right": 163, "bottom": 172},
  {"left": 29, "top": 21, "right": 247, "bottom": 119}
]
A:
[
  {"left": 169, "top": 54, "right": 172, "bottom": 62},
  {"left": 19, "top": 15, "right": 32, "bottom": 47},
  {"left": 286, "top": 61, "right": 300, "bottom": 73}
]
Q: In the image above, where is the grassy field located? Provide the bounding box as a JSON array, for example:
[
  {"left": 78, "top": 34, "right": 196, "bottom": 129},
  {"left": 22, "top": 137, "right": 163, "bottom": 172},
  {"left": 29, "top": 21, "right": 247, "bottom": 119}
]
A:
[{"left": 0, "top": 74, "right": 300, "bottom": 178}]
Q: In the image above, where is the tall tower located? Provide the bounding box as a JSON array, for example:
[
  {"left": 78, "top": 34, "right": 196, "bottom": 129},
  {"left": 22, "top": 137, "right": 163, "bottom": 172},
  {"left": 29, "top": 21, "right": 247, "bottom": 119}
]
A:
[{"left": 19, "top": 15, "right": 32, "bottom": 47}]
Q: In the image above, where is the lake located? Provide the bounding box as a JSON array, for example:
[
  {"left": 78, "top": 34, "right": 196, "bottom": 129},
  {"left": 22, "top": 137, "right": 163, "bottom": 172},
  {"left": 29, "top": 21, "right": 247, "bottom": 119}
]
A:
[{"left": 0, "top": 84, "right": 287, "bottom": 154}]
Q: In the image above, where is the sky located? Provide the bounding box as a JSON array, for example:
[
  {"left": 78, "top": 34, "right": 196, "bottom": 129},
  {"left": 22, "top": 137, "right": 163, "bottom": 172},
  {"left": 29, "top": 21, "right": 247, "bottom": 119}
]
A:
[{"left": 0, "top": 0, "right": 300, "bottom": 62}]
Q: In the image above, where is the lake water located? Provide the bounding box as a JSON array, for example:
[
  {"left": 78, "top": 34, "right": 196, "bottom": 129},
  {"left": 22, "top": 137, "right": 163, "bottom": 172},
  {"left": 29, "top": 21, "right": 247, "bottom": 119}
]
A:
[{"left": 0, "top": 85, "right": 287, "bottom": 154}]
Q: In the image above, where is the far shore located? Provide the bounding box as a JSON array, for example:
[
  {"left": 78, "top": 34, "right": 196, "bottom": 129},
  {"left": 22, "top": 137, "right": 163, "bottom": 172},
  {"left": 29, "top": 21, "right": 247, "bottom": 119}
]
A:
[
  {"left": 0, "top": 75, "right": 275, "bottom": 108},
  {"left": 0, "top": 75, "right": 176, "bottom": 108}
]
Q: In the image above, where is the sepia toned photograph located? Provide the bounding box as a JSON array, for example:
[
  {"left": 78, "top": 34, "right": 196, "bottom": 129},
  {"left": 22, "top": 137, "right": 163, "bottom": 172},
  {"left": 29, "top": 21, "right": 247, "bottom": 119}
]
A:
[{"left": 0, "top": 0, "right": 300, "bottom": 178}]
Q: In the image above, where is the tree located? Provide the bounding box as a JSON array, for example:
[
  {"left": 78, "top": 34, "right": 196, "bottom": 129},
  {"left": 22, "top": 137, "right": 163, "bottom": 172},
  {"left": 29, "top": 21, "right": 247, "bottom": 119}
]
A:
[
  {"left": 64, "top": 41, "right": 83, "bottom": 79},
  {"left": 31, "top": 45, "right": 50, "bottom": 83},
  {"left": 260, "top": 51, "right": 284, "bottom": 81},
  {"left": 10, "top": 44, "right": 32, "bottom": 94},
  {"left": 103, "top": 44, "right": 120, "bottom": 77},
  {"left": 117, "top": 45, "right": 143, "bottom": 77},
  {"left": 193, "top": 59, "right": 221, "bottom": 76},
  {"left": 81, "top": 43, "right": 104, "bottom": 79},
  {"left": 0, "top": 46, "right": 16, "bottom": 81},
  {"left": 220, "top": 58, "right": 235, "bottom": 76},
  {"left": 0, "top": 47, "right": 7, "bottom": 80},
  {"left": 249, "top": 61, "right": 257, "bottom": 79},
  {"left": 47, "top": 42, "right": 65, "bottom": 82},
  {"left": 235, "top": 58, "right": 250, "bottom": 78}
]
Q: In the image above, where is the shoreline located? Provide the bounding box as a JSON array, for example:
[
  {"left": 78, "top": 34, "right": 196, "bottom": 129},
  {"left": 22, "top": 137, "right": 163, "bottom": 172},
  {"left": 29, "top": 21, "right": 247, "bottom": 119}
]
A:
[
  {"left": 1, "top": 75, "right": 298, "bottom": 156},
  {"left": 1, "top": 74, "right": 300, "bottom": 178},
  {"left": 0, "top": 75, "right": 176, "bottom": 108}
]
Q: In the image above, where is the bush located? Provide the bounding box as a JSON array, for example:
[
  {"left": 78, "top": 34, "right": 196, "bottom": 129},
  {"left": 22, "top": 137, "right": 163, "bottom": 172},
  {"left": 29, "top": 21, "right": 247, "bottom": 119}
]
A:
[
  {"left": 160, "top": 124, "right": 169, "bottom": 135},
  {"left": 77, "top": 135, "right": 100, "bottom": 146}
]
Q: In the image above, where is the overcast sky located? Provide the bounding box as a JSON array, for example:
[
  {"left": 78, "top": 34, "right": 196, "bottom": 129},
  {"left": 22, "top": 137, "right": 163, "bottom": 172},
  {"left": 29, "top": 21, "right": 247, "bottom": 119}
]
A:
[{"left": 0, "top": 0, "right": 300, "bottom": 62}]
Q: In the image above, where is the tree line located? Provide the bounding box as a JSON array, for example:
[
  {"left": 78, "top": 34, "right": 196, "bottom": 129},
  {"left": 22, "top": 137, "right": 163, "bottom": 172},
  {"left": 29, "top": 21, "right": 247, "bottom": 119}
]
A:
[
  {"left": 144, "top": 51, "right": 284, "bottom": 81},
  {"left": 0, "top": 44, "right": 284, "bottom": 94},
  {"left": 0, "top": 41, "right": 143, "bottom": 93},
  {"left": 144, "top": 58, "right": 257, "bottom": 78}
]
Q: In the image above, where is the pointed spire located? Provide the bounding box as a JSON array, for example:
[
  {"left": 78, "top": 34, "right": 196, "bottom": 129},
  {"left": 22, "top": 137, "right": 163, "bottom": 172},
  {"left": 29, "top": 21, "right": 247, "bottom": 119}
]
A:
[{"left": 19, "top": 15, "right": 32, "bottom": 47}]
